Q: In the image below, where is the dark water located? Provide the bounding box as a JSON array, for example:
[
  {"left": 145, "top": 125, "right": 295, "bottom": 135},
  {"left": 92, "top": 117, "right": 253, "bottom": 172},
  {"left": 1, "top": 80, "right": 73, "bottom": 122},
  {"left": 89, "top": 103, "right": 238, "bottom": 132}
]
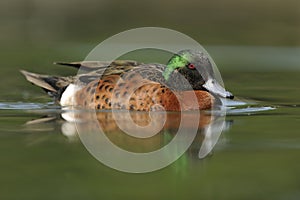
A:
[{"left": 0, "top": 45, "right": 300, "bottom": 200}]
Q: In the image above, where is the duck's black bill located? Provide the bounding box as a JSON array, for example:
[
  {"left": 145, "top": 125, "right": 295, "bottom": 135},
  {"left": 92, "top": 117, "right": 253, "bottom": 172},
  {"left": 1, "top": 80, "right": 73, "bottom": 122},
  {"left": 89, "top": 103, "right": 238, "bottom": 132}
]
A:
[{"left": 226, "top": 92, "right": 234, "bottom": 99}]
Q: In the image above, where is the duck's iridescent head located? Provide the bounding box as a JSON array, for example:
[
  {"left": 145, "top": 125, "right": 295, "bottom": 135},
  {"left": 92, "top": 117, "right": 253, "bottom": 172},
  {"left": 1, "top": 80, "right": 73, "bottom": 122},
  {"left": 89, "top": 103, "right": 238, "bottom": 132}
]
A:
[{"left": 163, "top": 49, "right": 234, "bottom": 99}]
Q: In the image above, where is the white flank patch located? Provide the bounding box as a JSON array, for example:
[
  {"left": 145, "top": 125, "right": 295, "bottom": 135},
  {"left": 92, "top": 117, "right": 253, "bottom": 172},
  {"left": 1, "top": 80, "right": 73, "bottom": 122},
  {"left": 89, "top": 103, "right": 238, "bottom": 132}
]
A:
[{"left": 60, "top": 84, "right": 82, "bottom": 106}]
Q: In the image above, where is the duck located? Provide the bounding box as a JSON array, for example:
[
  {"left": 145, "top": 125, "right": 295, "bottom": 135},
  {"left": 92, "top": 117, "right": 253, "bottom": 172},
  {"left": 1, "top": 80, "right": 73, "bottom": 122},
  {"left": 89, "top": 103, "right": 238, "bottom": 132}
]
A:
[{"left": 20, "top": 49, "right": 234, "bottom": 111}]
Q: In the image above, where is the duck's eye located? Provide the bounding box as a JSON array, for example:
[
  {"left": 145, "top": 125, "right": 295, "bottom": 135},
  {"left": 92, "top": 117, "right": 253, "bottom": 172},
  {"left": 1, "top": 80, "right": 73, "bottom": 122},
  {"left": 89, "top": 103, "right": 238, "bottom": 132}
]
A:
[{"left": 187, "top": 63, "right": 195, "bottom": 70}]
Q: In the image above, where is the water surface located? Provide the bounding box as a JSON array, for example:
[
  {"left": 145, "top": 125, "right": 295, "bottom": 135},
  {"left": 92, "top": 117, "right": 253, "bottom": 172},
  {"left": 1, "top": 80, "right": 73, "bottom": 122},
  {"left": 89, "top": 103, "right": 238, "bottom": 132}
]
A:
[{"left": 0, "top": 46, "right": 299, "bottom": 200}]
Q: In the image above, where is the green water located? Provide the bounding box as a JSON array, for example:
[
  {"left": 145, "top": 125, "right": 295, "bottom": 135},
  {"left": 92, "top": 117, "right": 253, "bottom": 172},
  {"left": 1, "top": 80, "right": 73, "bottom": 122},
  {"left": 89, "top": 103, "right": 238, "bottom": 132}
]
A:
[{"left": 0, "top": 44, "right": 299, "bottom": 200}]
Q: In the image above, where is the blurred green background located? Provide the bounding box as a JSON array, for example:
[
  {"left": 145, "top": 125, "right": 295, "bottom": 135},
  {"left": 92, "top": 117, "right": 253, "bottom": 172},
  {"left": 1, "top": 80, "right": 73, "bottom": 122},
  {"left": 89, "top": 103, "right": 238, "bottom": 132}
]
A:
[
  {"left": 1, "top": 0, "right": 300, "bottom": 45},
  {"left": 0, "top": 0, "right": 300, "bottom": 200}
]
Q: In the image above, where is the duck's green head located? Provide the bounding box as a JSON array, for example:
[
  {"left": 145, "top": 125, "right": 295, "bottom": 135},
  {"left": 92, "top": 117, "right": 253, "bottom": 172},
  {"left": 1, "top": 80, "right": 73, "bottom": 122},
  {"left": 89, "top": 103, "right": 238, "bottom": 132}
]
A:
[{"left": 163, "top": 50, "right": 234, "bottom": 99}]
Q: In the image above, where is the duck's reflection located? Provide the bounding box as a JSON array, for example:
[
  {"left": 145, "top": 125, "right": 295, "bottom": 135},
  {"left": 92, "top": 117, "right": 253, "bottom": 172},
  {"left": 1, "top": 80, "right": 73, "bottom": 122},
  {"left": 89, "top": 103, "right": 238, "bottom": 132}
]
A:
[
  {"left": 24, "top": 108, "right": 232, "bottom": 159},
  {"left": 57, "top": 109, "right": 232, "bottom": 159}
]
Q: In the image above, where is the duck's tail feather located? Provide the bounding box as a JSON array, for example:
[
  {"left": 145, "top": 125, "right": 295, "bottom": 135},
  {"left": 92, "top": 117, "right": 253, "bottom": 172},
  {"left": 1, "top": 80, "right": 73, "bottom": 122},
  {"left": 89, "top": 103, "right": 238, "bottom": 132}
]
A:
[{"left": 20, "top": 70, "right": 72, "bottom": 101}]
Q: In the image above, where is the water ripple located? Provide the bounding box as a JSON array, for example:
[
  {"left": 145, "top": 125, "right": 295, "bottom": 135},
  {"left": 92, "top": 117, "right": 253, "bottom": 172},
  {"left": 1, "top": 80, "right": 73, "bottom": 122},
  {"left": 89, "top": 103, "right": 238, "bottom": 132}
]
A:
[{"left": 0, "top": 102, "right": 58, "bottom": 110}]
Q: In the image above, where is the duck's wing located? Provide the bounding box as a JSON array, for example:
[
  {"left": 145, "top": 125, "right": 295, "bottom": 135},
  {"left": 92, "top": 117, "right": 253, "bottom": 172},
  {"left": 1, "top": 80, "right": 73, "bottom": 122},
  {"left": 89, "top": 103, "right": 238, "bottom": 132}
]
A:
[
  {"left": 60, "top": 60, "right": 167, "bottom": 85},
  {"left": 54, "top": 60, "right": 140, "bottom": 72},
  {"left": 54, "top": 60, "right": 141, "bottom": 83},
  {"left": 66, "top": 60, "right": 143, "bottom": 85},
  {"left": 54, "top": 60, "right": 167, "bottom": 77}
]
